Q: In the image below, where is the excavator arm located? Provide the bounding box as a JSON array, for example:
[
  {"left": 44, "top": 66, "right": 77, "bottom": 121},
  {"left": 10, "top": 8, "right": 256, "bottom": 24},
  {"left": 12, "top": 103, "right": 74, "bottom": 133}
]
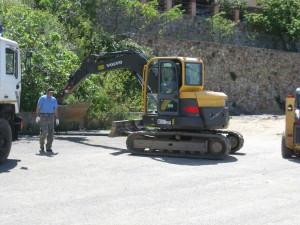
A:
[{"left": 57, "top": 49, "right": 156, "bottom": 104}]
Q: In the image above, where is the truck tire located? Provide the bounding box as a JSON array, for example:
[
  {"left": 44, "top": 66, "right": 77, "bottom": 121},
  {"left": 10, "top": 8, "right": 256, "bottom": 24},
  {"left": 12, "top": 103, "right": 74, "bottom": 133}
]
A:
[
  {"left": 0, "top": 119, "right": 12, "bottom": 163},
  {"left": 281, "top": 134, "right": 292, "bottom": 159}
]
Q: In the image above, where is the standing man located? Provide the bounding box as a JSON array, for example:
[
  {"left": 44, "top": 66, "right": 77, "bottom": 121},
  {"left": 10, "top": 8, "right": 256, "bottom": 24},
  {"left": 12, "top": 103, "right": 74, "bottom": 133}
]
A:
[{"left": 36, "top": 87, "right": 59, "bottom": 153}]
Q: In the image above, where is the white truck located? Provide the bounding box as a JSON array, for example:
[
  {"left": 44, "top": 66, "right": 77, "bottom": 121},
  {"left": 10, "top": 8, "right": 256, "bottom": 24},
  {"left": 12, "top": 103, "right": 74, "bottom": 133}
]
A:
[{"left": 0, "top": 31, "right": 23, "bottom": 162}]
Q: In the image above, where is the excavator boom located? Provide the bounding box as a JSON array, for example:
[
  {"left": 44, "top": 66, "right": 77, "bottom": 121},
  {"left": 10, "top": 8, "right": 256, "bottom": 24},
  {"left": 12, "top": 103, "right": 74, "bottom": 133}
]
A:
[
  {"left": 56, "top": 49, "right": 154, "bottom": 122},
  {"left": 58, "top": 49, "right": 151, "bottom": 104}
]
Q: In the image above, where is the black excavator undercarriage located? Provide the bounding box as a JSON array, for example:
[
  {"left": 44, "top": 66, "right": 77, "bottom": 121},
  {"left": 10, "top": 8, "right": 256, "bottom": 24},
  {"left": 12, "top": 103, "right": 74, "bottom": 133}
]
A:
[
  {"left": 110, "top": 118, "right": 244, "bottom": 160},
  {"left": 126, "top": 130, "right": 243, "bottom": 160}
]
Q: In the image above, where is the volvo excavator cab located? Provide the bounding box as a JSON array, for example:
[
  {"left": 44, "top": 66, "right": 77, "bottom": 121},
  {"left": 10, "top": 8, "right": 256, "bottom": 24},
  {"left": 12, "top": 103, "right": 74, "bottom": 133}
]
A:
[
  {"left": 141, "top": 57, "right": 229, "bottom": 131},
  {"left": 58, "top": 50, "right": 244, "bottom": 159}
]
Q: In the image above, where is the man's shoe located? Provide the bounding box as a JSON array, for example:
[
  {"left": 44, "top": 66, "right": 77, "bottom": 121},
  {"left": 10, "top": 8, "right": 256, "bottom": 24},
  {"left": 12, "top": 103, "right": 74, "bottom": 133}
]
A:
[{"left": 46, "top": 149, "right": 53, "bottom": 153}]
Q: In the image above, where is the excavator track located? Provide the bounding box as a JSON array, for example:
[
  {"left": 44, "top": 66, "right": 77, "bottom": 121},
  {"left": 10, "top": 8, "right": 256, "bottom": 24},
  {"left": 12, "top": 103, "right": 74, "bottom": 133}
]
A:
[{"left": 126, "top": 130, "right": 232, "bottom": 160}]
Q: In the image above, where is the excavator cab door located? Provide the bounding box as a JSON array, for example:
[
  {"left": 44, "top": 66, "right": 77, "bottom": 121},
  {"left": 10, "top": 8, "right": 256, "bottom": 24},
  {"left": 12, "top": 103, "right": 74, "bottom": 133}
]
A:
[{"left": 157, "top": 60, "right": 179, "bottom": 116}]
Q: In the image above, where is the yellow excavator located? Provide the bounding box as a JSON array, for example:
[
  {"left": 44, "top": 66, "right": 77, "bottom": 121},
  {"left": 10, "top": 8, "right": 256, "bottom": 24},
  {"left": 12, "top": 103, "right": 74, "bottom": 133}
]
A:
[
  {"left": 282, "top": 88, "right": 300, "bottom": 158},
  {"left": 58, "top": 49, "right": 244, "bottom": 159}
]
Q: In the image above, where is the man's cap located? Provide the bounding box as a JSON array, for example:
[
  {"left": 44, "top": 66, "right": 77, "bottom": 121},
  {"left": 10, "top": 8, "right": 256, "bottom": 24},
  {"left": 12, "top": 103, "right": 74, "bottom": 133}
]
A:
[{"left": 47, "top": 87, "right": 54, "bottom": 92}]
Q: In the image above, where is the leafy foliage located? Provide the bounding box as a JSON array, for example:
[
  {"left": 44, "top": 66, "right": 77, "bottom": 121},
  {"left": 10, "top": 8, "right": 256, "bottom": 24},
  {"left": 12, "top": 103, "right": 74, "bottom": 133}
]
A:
[
  {"left": 0, "top": 0, "right": 183, "bottom": 128},
  {"left": 32, "top": 0, "right": 102, "bottom": 57},
  {"left": 216, "top": 0, "right": 247, "bottom": 19},
  {"left": 245, "top": 0, "right": 300, "bottom": 51},
  {"left": 82, "top": 70, "right": 142, "bottom": 129},
  {"left": 96, "top": 0, "right": 184, "bottom": 36},
  {"left": 0, "top": 2, "right": 79, "bottom": 111},
  {"left": 65, "top": 38, "right": 150, "bottom": 127},
  {"left": 207, "top": 12, "right": 237, "bottom": 43}
]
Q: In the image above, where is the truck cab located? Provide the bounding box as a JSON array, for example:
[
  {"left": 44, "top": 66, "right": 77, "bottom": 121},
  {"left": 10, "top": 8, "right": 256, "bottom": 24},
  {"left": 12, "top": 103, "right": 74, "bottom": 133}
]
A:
[
  {"left": 0, "top": 34, "right": 22, "bottom": 162},
  {"left": 0, "top": 36, "right": 21, "bottom": 113}
]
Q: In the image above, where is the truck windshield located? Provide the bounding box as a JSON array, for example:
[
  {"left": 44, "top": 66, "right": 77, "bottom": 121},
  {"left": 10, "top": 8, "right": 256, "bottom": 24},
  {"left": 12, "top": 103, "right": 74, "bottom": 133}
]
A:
[{"left": 185, "top": 63, "right": 202, "bottom": 86}]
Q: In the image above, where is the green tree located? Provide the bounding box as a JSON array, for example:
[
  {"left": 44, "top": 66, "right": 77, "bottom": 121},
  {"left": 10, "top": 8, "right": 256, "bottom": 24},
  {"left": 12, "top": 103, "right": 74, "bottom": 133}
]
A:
[
  {"left": 65, "top": 38, "right": 151, "bottom": 127},
  {"left": 0, "top": 2, "right": 79, "bottom": 111},
  {"left": 0, "top": 1, "right": 162, "bottom": 128},
  {"left": 32, "top": 0, "right": 102, "bottom": 57},
  {"left": 30, "top": 0, "right": 178, "bottom": 124},
  {"left": 31, "top": 0, "right": 183, "bottom": 55},
  {"left": 245, "top": 0, "right": 300, "bottom": 51},
  {"left": 207, "top": 12, "right": 237, "bottom": 43},
  {"left": 96, "top": 0, "right": 184, "bottom": 36},
  {"left": 216, "top": 0, "right": 247, "bottom": 20}
]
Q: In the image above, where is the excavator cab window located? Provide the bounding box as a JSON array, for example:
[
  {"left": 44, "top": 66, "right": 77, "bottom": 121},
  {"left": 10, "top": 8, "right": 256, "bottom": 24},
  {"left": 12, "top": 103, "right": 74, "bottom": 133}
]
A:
[
  {"left": 185, "top": 63, "right": 202, "bottom": 86},
  {"left": 146, "top": 61, "right": 159, "bottom": 114},
  {"left": 160, "top": 63, "right": 177, "bottom": 94},
  {"left": 158, "top": 60, "right": 179, "bottom": 115}
]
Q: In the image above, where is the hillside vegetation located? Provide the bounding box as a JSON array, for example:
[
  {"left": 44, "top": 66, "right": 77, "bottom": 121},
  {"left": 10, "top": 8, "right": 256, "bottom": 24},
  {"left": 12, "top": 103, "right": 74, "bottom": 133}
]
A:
[{"left": 0, "top": 0, "right": 182, "bottom": 128}]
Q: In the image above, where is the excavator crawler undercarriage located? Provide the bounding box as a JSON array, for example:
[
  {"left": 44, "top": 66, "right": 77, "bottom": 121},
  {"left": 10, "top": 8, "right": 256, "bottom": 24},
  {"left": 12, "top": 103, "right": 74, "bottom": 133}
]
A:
[{"left": 126, "top": 130, "right": 243, "bottom": 160}]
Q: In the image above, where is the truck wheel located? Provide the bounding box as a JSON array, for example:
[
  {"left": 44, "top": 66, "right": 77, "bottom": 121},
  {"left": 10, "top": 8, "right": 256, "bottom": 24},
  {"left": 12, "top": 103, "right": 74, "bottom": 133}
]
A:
[
  {"left": 0, "top": 119, "right": 12, "bottom": 163},
  {"left": 281, "top": 134, "right": 292, "bottom": 159}
]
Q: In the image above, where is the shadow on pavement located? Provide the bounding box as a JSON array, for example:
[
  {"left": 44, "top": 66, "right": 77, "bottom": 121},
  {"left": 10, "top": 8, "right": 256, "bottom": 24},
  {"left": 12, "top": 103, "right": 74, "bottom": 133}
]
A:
[
  {"left": 55, "top": 136, "right": 243, "bottom": 165},
  {"left": 141, "top": 154, "right": 238, "bottom": 166},
  {"left": 56, "top": 136, "right": 127, "bottom": 153},
  {"left": 0, "top": 159, "right": 21, "bottom": 173},
  {"left": 230, "top": 152, "right": 246, "bottom": 156},
  {"left": 288, "top": 157, "right": 300, "bottom": 163}
]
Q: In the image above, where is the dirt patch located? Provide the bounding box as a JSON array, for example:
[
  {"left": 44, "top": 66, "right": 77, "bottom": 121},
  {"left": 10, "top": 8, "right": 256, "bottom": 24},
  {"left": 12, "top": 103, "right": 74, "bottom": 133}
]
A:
[{"left": 228, "top": 114, "right": 285, "bottom": 136}]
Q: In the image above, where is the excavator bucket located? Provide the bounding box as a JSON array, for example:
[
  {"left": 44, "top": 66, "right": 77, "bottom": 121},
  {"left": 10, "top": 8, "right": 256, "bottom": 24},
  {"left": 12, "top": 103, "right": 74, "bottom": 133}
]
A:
[
  {"left": 109, "top": 119, "right": 143, "bottom": 137},
  {"left": 58, "top": 102, "right": 90, "bottom": 122}
]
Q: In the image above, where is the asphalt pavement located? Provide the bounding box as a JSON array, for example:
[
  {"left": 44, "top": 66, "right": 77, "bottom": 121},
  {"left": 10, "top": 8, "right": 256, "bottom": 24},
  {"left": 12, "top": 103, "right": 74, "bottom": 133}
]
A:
[{"left": 1, "top": 117, "right": 300, "bottom": 225}]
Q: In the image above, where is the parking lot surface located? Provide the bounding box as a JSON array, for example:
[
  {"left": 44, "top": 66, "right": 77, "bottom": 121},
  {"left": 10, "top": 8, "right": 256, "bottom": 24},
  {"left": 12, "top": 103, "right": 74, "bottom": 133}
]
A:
[{"left": 1, "top": 115, "right": 300, "bottom": 225}]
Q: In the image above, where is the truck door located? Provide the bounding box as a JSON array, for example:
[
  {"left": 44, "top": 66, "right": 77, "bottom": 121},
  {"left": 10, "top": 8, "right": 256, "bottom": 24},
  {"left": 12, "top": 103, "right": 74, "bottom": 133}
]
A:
[
  {"left": 2, "top": 44, "right": 21, "bottom": 113},
  {"left": 158, "top": 60, "right": 179, "bottom": 116}
]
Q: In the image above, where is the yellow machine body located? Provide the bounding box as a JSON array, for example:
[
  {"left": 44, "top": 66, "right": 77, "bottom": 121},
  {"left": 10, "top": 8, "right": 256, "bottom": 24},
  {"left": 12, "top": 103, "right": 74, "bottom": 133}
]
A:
[
  {"left": 284, "top": 96, "right": 300, "bottom": 151},
  {"left": 282, "top": 89, "right": 300, "bottom": 158}
]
